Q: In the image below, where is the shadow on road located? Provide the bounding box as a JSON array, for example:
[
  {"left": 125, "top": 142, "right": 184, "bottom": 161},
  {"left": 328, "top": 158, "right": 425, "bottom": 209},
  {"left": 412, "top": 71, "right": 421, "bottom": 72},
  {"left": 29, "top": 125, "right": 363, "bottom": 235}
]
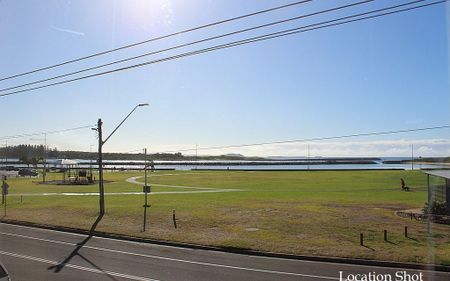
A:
[{"left": 47, "top": 214, "right": 119, "bottom": 280}]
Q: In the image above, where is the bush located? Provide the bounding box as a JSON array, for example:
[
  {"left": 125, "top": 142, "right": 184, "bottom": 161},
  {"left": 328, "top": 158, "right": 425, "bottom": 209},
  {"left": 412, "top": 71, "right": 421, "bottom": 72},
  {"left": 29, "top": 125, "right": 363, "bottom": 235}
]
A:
[{"left": 423, "top": 200, "right": 447, "bottom": 215}]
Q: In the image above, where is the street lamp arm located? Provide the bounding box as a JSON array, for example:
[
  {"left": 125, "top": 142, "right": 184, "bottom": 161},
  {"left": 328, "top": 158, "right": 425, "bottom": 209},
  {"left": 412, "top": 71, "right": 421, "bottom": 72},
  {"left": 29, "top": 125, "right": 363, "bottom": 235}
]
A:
[
  {"left": 103, "top": 105, "right": 138, "bottom": 144},
  {"left": 103, "top": 103, "right": 149, "bottom": 144}
]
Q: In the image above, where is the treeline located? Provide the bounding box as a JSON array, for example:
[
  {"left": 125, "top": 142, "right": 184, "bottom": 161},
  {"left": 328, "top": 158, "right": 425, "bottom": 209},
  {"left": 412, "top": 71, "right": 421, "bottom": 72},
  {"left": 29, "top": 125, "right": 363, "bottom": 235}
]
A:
[
  {"left": 0, "top": 144, "right": 262, "bottom": 161},
  {"left": 0, "top": 144, "right": 59, "bottom": 159},
  {"left": 383, "top": 157, "right": 450, "bottom": 164}
]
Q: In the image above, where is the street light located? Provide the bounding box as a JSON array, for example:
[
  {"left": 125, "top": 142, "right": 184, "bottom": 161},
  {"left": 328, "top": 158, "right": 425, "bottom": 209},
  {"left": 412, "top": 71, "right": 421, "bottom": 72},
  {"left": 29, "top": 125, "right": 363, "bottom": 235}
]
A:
[{"left": 95, "top": 103, "right": 149, "bottom": 215}]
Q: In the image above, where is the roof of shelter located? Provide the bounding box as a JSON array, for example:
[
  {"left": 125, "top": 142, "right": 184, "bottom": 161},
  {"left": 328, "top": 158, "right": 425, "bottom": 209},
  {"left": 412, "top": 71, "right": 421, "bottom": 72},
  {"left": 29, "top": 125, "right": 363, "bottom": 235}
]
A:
[
  {"left": 58, "top": 159, "right": 78, "bottom": 165},
  {"left": 423, "top": 170, "right": 450, "bottom": 180}
]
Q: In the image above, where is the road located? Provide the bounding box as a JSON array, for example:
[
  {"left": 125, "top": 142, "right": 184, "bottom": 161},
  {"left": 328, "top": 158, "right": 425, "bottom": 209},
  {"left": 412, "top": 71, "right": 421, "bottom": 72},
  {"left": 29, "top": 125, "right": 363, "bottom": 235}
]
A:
[{"left": 0, "top": 223, "right": 448, "bottom": 281}]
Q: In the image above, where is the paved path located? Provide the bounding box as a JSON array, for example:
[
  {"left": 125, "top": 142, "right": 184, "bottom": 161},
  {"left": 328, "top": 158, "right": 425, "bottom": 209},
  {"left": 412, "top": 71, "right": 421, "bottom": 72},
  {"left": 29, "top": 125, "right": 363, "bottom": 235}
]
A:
[
  {"left": 9, "top": 190, "right": 240, "bottom": 197},
  {"left": 126, "top": 176, "right": 242, "bottom": 193},
  {"left": 8, "top": 176, "right": 242, "bottom": 197},
  {"left": 0, "top": 223, "right": 448, "bottom": 281}
]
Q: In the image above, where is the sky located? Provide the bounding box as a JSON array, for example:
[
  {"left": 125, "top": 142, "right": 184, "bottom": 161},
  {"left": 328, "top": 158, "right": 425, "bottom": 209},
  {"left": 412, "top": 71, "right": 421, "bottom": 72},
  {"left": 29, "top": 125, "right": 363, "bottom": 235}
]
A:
[{"left": 0, "top": 0, "right": 449, "bottom": 157}]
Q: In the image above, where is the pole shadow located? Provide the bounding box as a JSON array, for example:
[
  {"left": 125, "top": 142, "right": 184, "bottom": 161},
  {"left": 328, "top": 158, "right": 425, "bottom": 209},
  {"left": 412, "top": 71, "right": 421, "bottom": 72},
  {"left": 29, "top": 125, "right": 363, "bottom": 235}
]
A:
[
  {"left": 47, "top": 214, "right": 119, "bottom": 280},
  {"left": 362, "top": 245, "right": 375, "bottom": 251},
  {"left": 407, "top": 236, "right": 419, "bottom": 242}
]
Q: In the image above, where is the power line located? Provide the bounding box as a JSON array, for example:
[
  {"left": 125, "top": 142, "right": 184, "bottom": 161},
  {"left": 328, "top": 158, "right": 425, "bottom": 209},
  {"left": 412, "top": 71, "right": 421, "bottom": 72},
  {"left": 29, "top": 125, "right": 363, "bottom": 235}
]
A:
[
  {"left": 0, "top": 125, "right": 95, "bottom": 141},
  {"left": 162, "top": 125, "right": 450, "bottom": 153},
  {"left": 0, "top": 0, "right": 312, "bottom": 82},
  {"left": 0, "top": 0, "right": 376, "bottom": 93},
  {"left": 1, "top": 0, "right": 443, "bottom": 98}
]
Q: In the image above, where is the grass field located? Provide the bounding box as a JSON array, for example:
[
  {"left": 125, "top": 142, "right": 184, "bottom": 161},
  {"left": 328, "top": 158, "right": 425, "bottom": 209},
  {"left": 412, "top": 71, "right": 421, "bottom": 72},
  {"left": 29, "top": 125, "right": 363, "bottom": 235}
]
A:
[{"left": 2, "top": 169, "right": 449, "bottom": 265}]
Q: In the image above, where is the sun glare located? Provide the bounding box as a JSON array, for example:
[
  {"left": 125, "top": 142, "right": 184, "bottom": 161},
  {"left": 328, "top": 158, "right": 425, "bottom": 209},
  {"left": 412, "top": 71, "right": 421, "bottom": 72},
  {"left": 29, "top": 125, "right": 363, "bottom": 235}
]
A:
[{"left": 121, "top": 0, "right": 174, "bottom": 27}]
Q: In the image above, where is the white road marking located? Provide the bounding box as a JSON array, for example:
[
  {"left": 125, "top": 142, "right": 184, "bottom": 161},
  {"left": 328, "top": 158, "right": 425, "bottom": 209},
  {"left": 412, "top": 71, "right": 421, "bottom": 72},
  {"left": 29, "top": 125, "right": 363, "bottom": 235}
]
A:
[
  {"left": 0, "top": 231, "right": 337, "bottom": 279},
  {"left": 0, "top": 223, "right": 195, "bottom": 251},
  {"left": 0, "top": 250, "right": 159, "bottom": 281}
]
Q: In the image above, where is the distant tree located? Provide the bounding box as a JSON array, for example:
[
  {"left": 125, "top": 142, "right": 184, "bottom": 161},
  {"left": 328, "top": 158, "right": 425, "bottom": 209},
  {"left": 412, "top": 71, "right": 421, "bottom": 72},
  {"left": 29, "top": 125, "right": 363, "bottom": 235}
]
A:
[
  {"left": 19, "top": 155, "right": 31, "bottom": 167},
  {"left": 30, "top": 156, "right": 43, "bottom": 168}
]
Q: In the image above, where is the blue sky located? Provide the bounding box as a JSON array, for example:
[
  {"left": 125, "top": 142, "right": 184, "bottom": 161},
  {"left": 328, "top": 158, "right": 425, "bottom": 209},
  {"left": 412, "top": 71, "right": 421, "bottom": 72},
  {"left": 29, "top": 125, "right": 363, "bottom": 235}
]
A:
[{"left": 0, "top": 0, "right": 449, "bottom": 157}]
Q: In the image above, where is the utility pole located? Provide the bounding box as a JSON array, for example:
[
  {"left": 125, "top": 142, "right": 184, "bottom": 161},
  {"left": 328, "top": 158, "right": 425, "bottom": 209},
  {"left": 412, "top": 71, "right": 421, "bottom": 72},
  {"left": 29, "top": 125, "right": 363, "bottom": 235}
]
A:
[
  {"left": 411, "top": 144, "right": 414, "bottom": 171},
  {"left": 97, "top": 119, "right": 105, "bottom": 216},
  {"left": 92, "top": 103, "right": 148, "bottom": 216},
  {"left": 96, "top": 103, "right": 148, "bottom": 216}
]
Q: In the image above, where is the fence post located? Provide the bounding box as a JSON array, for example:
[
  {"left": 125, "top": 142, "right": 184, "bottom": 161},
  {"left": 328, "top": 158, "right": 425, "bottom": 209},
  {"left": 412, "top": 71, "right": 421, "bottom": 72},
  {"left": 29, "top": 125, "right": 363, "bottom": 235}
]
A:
[{"left": 173, "top": 210, "right": 177, "bottom": 229}]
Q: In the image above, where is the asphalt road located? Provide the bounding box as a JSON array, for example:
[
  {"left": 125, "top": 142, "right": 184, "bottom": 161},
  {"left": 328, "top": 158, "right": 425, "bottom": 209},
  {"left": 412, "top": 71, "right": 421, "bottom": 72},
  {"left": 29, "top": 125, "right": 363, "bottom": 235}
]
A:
[{"left": 0, "top": 223, "right": 448, "bottom": 281}]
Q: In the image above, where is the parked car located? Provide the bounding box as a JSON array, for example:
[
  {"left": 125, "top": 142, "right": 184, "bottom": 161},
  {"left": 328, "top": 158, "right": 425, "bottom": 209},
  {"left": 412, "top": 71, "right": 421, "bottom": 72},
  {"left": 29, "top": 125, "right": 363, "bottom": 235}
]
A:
[
  {"left": 18, "top": 168, "right": 38, "bottom": 177},
  {"left": 0, "top": 262, "right": 10, "bottom": 281}
]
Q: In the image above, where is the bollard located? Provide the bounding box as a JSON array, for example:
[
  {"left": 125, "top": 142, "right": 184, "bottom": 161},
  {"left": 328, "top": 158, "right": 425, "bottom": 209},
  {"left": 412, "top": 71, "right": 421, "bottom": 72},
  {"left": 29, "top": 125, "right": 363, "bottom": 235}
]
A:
[
  {"left": 384, "top": 230, "right": 387, "bottom": 241},
  {"left": 404, "top": 226, "right": 408, "bottom": 238},
  {"left": 173, "top": 210, "right": 177, "bottom": 229},
  {"left": 20, "top": 195, "right": 23, "bottom": 204},
  {"left": 360, "top": 233, "right": 363, "bottom": 246}
]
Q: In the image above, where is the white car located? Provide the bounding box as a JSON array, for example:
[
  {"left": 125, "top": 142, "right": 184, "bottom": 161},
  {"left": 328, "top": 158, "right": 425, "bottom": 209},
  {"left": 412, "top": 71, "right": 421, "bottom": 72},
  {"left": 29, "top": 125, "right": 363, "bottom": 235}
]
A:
[{"left": 0, "top": 262, "right": 10, "bottom": 281}]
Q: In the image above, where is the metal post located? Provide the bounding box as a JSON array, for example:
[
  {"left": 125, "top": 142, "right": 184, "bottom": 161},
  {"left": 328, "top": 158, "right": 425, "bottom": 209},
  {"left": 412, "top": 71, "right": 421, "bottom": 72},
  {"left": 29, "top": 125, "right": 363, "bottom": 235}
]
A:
[
  {"left": 98, "top": 118, "right": 105, "bottom": 216},
  {"left": 427, "top": 174, "right": 430, "bottom": 207},
  {"left": 143, "top": 148, "right": 148, "bottom": 232},
  {"left": 3, "top": 194, "right": 5, "bottom": 217}
]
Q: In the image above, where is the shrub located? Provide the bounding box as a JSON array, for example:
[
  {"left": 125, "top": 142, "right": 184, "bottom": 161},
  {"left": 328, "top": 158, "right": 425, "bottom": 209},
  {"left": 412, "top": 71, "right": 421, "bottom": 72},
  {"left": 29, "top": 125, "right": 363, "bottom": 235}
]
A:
[{"left": 423, "top": 200, "right": 447, "bottom": 215}]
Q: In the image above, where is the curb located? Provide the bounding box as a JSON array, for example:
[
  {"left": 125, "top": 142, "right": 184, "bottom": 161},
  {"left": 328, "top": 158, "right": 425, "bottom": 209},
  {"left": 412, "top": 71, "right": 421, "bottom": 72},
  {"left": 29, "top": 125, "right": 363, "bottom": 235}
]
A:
[{"left": 1, "top": 219, "right": 449, "bottom": 272}]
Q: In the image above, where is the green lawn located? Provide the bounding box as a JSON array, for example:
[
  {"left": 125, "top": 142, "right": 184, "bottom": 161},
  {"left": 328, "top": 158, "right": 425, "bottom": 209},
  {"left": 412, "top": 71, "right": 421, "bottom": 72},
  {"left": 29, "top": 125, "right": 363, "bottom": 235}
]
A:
[{"left": 2, "top": 170, "right": 449, "bottom": 265}]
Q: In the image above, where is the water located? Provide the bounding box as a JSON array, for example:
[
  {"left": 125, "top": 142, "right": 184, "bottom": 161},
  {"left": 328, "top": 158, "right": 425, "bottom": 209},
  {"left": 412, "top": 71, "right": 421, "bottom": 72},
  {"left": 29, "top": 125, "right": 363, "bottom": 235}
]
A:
[
  {"left": 150, "top": 162, "right": 447, "bottom": 171},
  {"left": 2, "top": 157, "right": 448, "bottom": 171}
]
